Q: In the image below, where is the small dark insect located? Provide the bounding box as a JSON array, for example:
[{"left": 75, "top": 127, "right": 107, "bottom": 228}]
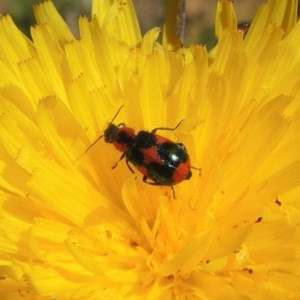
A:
[{"left": 238, "top": 22, "right": 251, "bottom": 38}]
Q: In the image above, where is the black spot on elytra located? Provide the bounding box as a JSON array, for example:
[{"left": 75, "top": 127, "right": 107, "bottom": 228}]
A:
[
  {"left": 146, "top": 162, "right": 175, "bottom": 185},
  {"left": 158, "top": 142, "right": 189, "bottom": 167},
  {"left": 126, "top": 147, "right": 145, "bottom": 166},
  {"left": 134, "top": 131, "right": 156, "bottom": 148}
]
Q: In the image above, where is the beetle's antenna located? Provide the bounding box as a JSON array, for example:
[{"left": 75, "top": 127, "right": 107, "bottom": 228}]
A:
[
  {"left": 85, "top": 134, "right": 104, "bottom": 154},
  {"left": 110, "top": 105, "right": 125, "bottom": 123},
  {"left": 85, "top": 105, "right": 125, "bottom": 154}
]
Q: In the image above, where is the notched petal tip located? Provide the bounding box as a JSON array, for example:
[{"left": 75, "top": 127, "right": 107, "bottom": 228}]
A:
[{"left": 215, "top": 0, "right": 237, "bottom": 39}]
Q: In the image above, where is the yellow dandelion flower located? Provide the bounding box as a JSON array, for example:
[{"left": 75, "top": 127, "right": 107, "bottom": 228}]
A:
[{"left": 1, "top": 0, "right": 300, "bottom": 298}]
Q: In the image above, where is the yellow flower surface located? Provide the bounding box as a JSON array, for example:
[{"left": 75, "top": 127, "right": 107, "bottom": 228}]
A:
[{"left": 0, "top": 0, "right": 300, "bottom": 298}]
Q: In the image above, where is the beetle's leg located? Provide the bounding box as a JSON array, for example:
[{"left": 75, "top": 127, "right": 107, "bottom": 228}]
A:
[
  {"left": 125, "top": 159, "right": 135, "bottom": 174},
  {"left": 112, "top": 153, "right": 136, "bottom": 175},
  {"left": 142, "top": 176, "right": 176, "bottom": 199},
  {"left": 142, "top": 175, "right": 156, "bottom": 185},
  {"left": 111, "top": 152, "right": 126, "bottom": 169},
  {"left": 151, "top": 120, "right": 185, "bottom": 134},
  {"left": 191, "top": 166, "right": 202, "bottom": 175}
]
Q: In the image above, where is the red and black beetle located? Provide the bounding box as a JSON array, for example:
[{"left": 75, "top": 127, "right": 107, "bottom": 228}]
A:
[{"left": 86, "top": 106, "right": 199, "bottom": 197}]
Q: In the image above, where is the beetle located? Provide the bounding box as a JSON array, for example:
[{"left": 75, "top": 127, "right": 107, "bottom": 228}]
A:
[{"left": 86, "top": 106, "right": 199, "bottom": 197}]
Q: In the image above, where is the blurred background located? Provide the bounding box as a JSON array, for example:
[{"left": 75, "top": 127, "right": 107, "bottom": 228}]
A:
[{"left": 0, "top": 0, "right": 274, "bottom": 47}]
